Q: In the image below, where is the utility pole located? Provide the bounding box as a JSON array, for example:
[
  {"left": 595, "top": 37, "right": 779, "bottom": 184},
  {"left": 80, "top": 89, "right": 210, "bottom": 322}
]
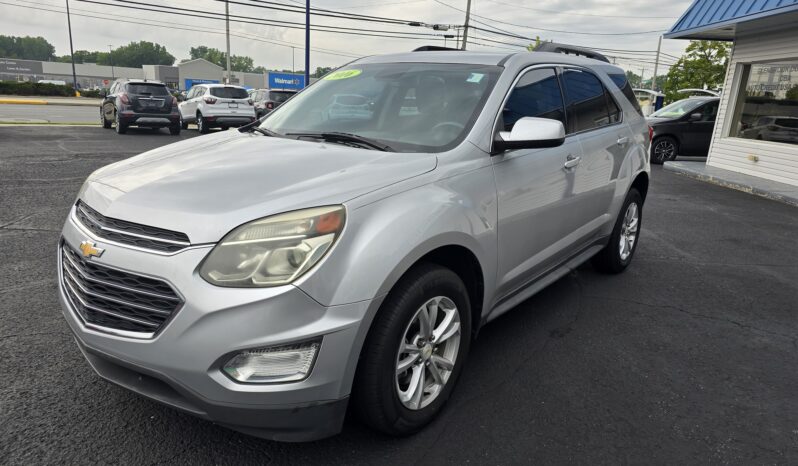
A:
[
  {"left": 108, "top": 45, "right": 114, "bottom": 80},
  {"left": 460, "top": 0, "right": 472, "bottom": 50},
  {"left": 304, "top": 0, "right": 310, "bottom": 88},
  {"left": 225, "top": 0, "right": 232, "bottom": 84},
  {"left": 65, "top": 0, "right": 78, "bottom": 93},
  {"left": 651, "top": 35, "right": 662, "bottom": 91},
  {"left": 291, "top": 46, "right": 295, "bottom": 73}
]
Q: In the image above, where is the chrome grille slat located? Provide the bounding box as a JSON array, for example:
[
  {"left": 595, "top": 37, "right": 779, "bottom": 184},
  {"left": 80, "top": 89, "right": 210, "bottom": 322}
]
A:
[
  {"left": 75, "top": 201, "right": 190, "bottom": 253},
  {"left": 61, "top": 249, "right": 180, "bottom": 301},
  {"left": 60, "top": 242, "right": 183, "bottom": 336}
]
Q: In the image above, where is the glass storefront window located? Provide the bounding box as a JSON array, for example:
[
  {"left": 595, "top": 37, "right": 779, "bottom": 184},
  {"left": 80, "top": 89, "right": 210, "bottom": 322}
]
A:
[{"left": 730, "top": 60, "right": 798, "bottom": 145}]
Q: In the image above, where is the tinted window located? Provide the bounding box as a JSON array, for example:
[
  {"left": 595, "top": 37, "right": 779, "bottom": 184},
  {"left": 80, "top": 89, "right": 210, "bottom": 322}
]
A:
[
  {"left": 608, "top": 72, "right": 644, "bottom": 117},
  {"left": 210, "top": 87, "right": 249, "bottom": 99},
  {"left": 127, "top": 83, "right": 169, "bottom": 96},
  {"left": 269, "top": 90, "right": 296, "bottom": 103},
  {"left": 561, "top": 69, "right": 611, "bottom": 133},
  {"left": 502, "top": 68, "right": 565, "bottom": 131},
  {"left": 701, "top": 100, "right": 719, "bottom": 121},
  {"left": 608, "top": 92, "right": 621, "bottom": 123}
]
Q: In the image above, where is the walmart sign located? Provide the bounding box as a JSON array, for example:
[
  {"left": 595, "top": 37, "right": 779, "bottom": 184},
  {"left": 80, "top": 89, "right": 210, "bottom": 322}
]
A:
[{"left": 268, "top": 72, "right": 305, "bottom": 90}]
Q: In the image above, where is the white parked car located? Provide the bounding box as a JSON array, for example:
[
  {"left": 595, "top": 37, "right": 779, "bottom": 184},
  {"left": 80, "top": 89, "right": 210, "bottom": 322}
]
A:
[{"left": 178, "top": 84, "right": 256, "bottom": 133}]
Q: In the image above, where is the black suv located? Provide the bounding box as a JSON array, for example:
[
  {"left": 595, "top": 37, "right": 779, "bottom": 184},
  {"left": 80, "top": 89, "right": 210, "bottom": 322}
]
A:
[
  {"left": 647, "top": 97, "right": 719, "bottom": 164},
  {"left": 101, "top": 79, "right": 181, "bottom": 135}
]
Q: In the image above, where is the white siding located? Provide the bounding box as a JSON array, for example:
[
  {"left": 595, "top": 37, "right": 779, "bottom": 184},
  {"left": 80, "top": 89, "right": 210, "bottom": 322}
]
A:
[{"left": 707, "top": 27, "right": 798, "bottom": 187}]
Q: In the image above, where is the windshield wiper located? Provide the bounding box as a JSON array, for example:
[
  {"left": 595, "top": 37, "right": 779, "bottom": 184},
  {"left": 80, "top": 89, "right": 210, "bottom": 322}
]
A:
[
  {"left": 286, "top": 132, "right": 394, "bottom": 152},
  {"left": 239, "top": 120, "right": 279, "bottom": 137}
]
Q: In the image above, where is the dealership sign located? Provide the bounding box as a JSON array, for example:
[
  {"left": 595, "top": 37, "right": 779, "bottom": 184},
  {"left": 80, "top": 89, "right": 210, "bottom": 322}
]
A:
[
  {"left": 268, "top": 72, "right": 305, "bottom": 90},
  {"left": 0, "top": 58, "right": 43, "bottom": 75}
]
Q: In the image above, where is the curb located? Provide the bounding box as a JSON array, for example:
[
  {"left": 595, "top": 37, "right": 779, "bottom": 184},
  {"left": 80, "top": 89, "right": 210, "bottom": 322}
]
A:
[
  {"left": 664, "top": 162, "right": 798, "bottom": 207},
  {"left": 0, "top": 98, "right": 99, "bottom": 106}
]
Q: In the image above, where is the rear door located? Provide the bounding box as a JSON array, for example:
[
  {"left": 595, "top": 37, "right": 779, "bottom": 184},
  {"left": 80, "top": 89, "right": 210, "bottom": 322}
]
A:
[
  {"left": 559, "top": 67, "right": 628, "bottom": 245},
  {"left": 492, "top": 67, "right": 584, "bottom": 298}
]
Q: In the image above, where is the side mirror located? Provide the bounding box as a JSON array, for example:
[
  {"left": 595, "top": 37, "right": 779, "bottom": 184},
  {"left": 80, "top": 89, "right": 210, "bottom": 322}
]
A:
[
  {"left": 493, "top": 117, "right": 565, "bottom": 154},
  {"left": 689, "top": 112, "right": 702, "bottom": 121}
]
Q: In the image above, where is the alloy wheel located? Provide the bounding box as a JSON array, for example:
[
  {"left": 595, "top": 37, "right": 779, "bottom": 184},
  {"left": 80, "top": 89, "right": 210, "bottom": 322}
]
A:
[
  {"left": 619, "top": 202, "right": 639, "bottom": 261},
  {"left": 654, "top": 140, "right": 675, "bottom": 161},
  {"left": 395, "top": 296, "right": 461, "bottom": 410}
]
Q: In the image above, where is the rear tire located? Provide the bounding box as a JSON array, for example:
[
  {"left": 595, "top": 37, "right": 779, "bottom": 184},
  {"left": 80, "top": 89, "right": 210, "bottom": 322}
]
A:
[
  {"left": 353, "top": 263, "right": 471, "bottom": 436},
  {"left": 169, "top": 125, "right": 181, "bottom": 136},
  {"left": 651, "top": 136, "right": 678, "bottom": 164},
  {"left": 197, "top": 112, "right": 209, "bottom": 134},
  {"left": 114, "top": 112, "right": 127, "bottom": 134},
  {"left": 592, "top": 188, "right": 643, "bottom": 274}
]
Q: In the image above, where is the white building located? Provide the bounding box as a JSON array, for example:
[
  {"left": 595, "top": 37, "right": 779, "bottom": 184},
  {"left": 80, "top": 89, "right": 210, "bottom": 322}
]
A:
[{"left": 666, "top": 0, "right": 798, "bottom": 187}]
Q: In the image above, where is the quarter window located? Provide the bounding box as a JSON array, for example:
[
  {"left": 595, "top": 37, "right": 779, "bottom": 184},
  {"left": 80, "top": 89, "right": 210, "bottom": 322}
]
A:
[
  {"left": 501, "top": 68, "right": 565, "bottom": 131},
  {"left": 561, "top": 69, "right": 615, "bottom": 133}
]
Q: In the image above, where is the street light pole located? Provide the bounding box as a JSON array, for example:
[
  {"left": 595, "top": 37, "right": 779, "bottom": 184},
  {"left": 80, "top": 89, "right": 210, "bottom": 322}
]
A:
[
  {"left": 65, "top": 0, "right": 78, "bottom": 93},
  {"left": 108, "top": 45, "right": 114, "bottom": 80},
  {"left": 225, "top": 0, "right": 232, "bottom": 84},
  {"left": 651, "top": 35, "right": 662, "bottom": 91},
  {"left": 460, "top": 0, "right": 472, "bottom": 50},
  {"left": 304, "top": 0, "right": 310, "bottom": 88}
]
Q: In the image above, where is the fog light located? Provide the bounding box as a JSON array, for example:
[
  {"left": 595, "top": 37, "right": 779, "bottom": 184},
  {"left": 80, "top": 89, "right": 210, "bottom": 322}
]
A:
[{"left": 222, "top": 340, "right": 320, "bottom": 383}]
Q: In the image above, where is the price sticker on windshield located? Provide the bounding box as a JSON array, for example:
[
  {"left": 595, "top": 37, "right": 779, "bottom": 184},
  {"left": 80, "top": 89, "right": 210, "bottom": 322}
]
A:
[{"left": 324, "top": 69, "right": 362, "bottom": 80}]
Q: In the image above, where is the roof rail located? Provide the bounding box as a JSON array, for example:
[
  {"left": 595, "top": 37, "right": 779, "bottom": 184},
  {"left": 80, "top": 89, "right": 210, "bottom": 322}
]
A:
[
  {"left": 533, "top": 42, "right": 610, "bottom": 63},
  {"left": 412, "top": 45, "right": 462, "bottom": 52}
]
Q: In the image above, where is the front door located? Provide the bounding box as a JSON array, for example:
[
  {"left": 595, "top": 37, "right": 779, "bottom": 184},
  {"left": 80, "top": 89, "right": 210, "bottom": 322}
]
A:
[
  {"left": 492, "top": 67, "right": 582, "bottom": 298},
  {"left": 681, "top": 100, "right": 718, "bottom": 156}
]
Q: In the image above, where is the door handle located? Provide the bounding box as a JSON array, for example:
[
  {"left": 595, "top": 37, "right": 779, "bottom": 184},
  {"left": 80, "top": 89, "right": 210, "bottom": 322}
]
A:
[
  {"left": 563, "top": 154, "right": 581, "bottom": 169},
  {"left": 617, "top": 136, "right": 629, "bottom": 146}
]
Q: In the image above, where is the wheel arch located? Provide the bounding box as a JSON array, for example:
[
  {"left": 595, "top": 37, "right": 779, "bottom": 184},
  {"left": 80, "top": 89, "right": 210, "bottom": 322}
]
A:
[{"left": 631, "top": 171, "right": 649, "bottom": 201}]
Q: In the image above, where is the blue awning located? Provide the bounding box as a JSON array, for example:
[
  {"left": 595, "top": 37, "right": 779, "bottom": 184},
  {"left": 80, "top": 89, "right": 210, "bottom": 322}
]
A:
[{"left": 666, "top": 0, "right": 798, "bottom": 40}]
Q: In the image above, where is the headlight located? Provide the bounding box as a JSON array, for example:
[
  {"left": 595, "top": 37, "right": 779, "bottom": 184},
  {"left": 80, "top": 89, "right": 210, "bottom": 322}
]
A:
[{"left": 200, "top": 206, "right": 345, "bottom": 287}]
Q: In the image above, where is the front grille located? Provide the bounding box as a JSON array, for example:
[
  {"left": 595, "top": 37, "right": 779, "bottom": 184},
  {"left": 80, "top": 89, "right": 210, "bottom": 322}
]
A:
[
  {"left": 60, "top": 243, "right": 183, "bottom": 336},
  {"left": 75, "top": 201, "right": 190, "bottom": 253}
]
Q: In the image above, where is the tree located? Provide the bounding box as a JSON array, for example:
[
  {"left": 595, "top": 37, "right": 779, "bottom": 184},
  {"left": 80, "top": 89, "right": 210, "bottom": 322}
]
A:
[
  {"left": 526, "top": 36, "right": 543, "bottom": 51},
  {"left": 786, "top": 85, "right": 798, "bottom": 101},
  {"left": 625, "top": 70, "right": 642, "bottom": 88},
  {"left": 0, "top": 35, "right": 56, "bottom": 61},
  {"left": 312, "top": 66, "right": 333, "bottom": 78},
  {"left": 189, "top": 46, "right": 255, "bottom": 72},
  {"left": 108, "top": 41, "right": 174, "bottom": 67},
  {"left": 57, "top": 50, "right": 108, "bottom": 64},
  {"left": 663, "top": 40, "right": 730, "bottom": 103}
]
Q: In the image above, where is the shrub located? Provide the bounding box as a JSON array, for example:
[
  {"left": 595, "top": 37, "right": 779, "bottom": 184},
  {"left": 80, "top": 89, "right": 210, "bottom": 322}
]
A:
[{"left": 0, "top": 80, "right": 76, "bottom": 96}]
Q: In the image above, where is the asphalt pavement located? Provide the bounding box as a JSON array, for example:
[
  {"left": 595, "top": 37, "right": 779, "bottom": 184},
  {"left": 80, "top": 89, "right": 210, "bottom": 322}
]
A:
[
  {"left": 0, "top": 104, "right": 99, "bottom": 124},
  {"left": 1, "top": 127, "right": 797, "bottom": 465}
]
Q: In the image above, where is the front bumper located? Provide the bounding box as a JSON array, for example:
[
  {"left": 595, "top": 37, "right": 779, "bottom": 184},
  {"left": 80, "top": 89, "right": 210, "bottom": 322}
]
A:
[{"left": 58, "top": 213, "right": 372, "bottom": 441}]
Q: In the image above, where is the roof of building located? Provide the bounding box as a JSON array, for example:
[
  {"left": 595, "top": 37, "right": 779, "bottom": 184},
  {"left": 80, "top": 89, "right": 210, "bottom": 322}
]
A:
[{"left": 666, "top": 0, "right": 798, "bottom": 40}]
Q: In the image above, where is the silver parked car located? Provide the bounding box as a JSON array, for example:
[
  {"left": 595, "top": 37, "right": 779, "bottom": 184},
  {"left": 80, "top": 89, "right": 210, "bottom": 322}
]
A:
[{"left": 58, "top": 47, "right": 650, "bottom": 442}]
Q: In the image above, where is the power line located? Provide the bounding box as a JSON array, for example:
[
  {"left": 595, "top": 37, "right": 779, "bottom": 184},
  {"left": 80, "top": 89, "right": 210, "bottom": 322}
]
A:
[
  {"left": 482, "top": 0, "right": 677, "bottom": 20},
  {"left": 2, "top": 0, "right": 361, "bottom": 60},
  {"left": 433, "top": 0, "right": 666, "bottom": 36}
]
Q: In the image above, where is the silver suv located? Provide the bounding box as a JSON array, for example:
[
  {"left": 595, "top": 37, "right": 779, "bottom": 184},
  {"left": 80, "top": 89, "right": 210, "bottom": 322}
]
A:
[
  {"left": 59, "top": 48, "right": 650, "bottom": 442},
  {"left": 177, "top": 83, "right": 256, "bottom": 133}
]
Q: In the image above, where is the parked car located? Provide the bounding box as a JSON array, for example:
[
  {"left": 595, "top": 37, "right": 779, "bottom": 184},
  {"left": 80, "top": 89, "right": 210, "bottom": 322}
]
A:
[
  {"left": 647, "top": 96, "right": 719, "bottom": 164},
  {"left": 251, "top": 88, "right": 297, "bottom": 118},
  {"left": 100, "top": 79, "right": 181, "bottom": 135},
  {"left": 59, "top": 46, "right": 650, "bottom": 442},
  {"left": 178, "top": 84, "right": 256, "bottom": 133},
  {"left": 739, "top": 116, "right": 798, "bottom": 144}
]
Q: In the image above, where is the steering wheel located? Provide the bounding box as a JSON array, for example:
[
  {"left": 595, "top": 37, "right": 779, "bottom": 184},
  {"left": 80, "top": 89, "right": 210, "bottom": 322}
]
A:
[{"left": 431, "top": 121, "right": 465, "bottom": 132}]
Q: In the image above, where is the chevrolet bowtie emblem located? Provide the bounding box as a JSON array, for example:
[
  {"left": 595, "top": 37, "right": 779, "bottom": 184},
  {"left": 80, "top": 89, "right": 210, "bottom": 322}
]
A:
[{"left": 79, "top": 240, "right": 105, "bottom": 259}]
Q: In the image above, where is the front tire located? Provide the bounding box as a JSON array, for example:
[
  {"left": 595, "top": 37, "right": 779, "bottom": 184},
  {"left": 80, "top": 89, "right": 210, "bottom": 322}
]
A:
[
  {"left": 592, "top": 188, "right": 643, "bottom": 274},
  {"left": 651, "top": 136, "right": 678, "bottom": 164},
  {"left": 353, "top": 263, "right": 471, "bottom": 436}
]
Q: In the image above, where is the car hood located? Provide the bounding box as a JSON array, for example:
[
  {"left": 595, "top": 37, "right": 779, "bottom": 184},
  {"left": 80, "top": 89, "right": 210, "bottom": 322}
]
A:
[
  {"left": 646, "top": 116, "right": 674, "bottom": 125},
  {"left": 80, "top": 131, "right": 437, "bottom": 243}
]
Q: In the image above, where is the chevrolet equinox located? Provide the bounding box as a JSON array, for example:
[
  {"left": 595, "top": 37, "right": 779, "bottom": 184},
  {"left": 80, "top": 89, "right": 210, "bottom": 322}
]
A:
[{"left": 59, "top": 48, "right": 650, "bottom": 442}]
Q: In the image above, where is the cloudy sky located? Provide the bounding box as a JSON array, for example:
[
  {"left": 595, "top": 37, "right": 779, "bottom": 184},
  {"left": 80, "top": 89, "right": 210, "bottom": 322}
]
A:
[{"left": 1, "top": 0, "right": 694, "bottom": 77}]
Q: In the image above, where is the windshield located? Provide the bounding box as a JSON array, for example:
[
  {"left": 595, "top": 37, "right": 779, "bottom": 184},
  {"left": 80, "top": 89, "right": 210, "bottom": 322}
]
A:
[
  {"left": 127, "top": 83, "right": 169, "bottom": 96},
  {"left": 651, "top": 99, "right": 706, "bottom": 119},
  {"left": 210, "top": 87, "right": 249, "bottom": 99},
  {"left": 269, "top": 90, "right": 295, "bottom": 102},
  {"left": 260, "top": 63, "right": 502, "bottom": 153}
]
